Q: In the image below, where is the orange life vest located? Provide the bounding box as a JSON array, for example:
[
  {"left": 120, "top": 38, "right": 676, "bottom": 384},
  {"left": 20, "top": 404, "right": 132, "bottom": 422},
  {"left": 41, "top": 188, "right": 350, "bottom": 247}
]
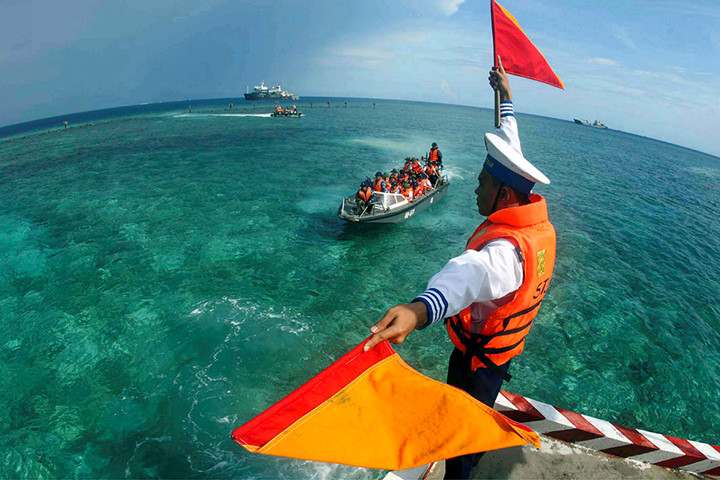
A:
[
  {"left": 425, "top": 164, "right": 438, "bottom": 176},
  {"left": 411, "top": 162, "right": 423, "bottom": 174},
  {"left": 445, "top": 194, "right": 556, "bottom": 380},
  {"left": 358, "top": 188, "right": 373, "bottom": 202},
  {"left": 402, "top": 162, "right": 413, "bottom": 173},
  {"left": 373, "top": 178, "right": 386, "bottom": 192},
  {"left": 402, "top": 187, "right": 414, "bottom": 200},
  {"left": 428, "top": 148, "right": 439, "bottom": 163}
]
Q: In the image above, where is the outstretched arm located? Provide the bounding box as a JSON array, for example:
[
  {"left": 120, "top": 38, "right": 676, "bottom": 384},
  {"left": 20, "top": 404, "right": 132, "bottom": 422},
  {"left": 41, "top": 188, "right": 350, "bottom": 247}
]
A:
[{"left": 363, "top": 302, "right": 428, "bottom": 351}]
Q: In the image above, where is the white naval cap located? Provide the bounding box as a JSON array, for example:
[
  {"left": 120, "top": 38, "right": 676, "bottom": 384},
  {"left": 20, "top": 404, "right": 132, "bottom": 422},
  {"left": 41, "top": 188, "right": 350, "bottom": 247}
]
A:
[{"left": 483, "top": 132, "right": 550, "bottom": 195}]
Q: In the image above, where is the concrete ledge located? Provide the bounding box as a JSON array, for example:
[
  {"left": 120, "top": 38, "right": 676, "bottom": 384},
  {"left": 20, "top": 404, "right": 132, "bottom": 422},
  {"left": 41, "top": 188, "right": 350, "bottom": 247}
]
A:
[{"left": 394, "top": 437, "right": 712, "bottom": 480}]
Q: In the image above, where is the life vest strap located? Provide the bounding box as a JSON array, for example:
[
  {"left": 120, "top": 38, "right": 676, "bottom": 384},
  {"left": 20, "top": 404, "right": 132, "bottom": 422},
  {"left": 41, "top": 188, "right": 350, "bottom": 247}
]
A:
[
  {"left": 445, "top": 317, "right": 513, "bottom": 381},
  {"left": 482, "top": 336, "right": 526, "bottom": 354},
  {"left": 502, "top": 300, "right": 541, "bottom": 329}
]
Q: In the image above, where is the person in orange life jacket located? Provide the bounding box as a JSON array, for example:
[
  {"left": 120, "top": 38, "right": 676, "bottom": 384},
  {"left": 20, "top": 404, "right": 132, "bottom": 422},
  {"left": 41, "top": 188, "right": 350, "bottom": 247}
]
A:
[
  {"left": 292, "top": 105, "right": 297, "bottom": 112},
  {"left": 429, "top": 142, "right": 442, "bottom": 167},
  {"left": 388, "top": 179, "right": 401, "bottom": 194},
  {"left": 401, "top": 157, "right": 414, "bottom": 173},
  {"left": 373, "top": 171, "right": 387, "bottom": 192},
  {"left": 389, "top": 169, "right": 399, "bottom": 185},
  {"left": 364, "top": 57, "right": 556, "bottom": 480},
  {"left": 411, "top": 158, "right": 423, "bottom": 174},
  {"left": 401, "top": 182, "right": 414, "bottom": 201},
  {"left": 425, "top": 162, "right": 439, "bottom": 186},
  {"left": 356, "top": 181, "right": 373, "bottom": 213},
  {"left": 418, "top": 173, "right": 433, "bottom": 193},
  {"left": 413, "top": 178, "right": 425, "bottom": 197}
]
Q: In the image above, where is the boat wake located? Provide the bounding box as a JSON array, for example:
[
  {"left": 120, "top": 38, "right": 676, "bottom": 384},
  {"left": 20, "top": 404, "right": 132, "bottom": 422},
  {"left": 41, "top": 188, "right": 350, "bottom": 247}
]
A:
[
  {"left": 173, "top": 113, "right": 272, "bottom": 118},
  {"left": 348, "top": 136, "right": 433, "bottom": 155}
]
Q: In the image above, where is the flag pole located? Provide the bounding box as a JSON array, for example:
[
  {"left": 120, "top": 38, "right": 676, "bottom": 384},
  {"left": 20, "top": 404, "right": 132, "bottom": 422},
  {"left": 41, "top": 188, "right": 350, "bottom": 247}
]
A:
[{"left": 491, "top": 1, "right": 501, "bottom": 128}]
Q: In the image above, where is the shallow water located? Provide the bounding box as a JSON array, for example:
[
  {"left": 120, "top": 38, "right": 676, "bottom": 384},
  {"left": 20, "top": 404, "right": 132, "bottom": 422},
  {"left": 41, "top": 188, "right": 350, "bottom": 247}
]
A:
[{"left": 1, "top": 98, "right": 718, "bottom": 478}]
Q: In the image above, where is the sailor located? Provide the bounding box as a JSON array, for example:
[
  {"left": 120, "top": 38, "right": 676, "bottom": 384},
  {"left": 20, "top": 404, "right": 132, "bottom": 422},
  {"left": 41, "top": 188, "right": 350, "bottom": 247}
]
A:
[
  {"left": 364, "top": 58, "right": 556, "bottom": 480},
  {"left": 293, "top": 105, "right": 297, "bottom": 113},
  {"left": 428, "top": 142, "right": 443, "bottom": 167},
  {"left": 373, "top": 171, "right": 387, "bottom": 193}
]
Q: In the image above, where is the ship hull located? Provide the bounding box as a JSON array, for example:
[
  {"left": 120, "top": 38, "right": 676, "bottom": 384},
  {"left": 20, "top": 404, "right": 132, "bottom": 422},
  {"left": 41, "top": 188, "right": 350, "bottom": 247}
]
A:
[{"left": 244, "top": 93, "right": 299, "bottom": 101}]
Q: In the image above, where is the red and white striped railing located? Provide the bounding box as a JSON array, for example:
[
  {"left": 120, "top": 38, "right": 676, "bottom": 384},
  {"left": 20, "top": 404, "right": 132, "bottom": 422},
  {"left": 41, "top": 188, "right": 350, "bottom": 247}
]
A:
[{"left": 495, "top": 390, "right": 720, "bottom": 477}]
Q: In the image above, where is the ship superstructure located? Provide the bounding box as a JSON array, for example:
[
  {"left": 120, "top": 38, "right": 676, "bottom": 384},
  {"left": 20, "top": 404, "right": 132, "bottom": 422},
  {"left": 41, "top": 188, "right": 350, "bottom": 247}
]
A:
[{"left": 244, "top": 81, "right": 299, "bottom": 101}]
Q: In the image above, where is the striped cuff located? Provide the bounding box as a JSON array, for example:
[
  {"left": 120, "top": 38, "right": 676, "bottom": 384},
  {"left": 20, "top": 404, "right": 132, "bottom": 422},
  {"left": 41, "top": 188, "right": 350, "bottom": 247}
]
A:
[
  {"left": 413, "top": 288, "right": 448, "bottom": 330},
  {"left": 500, "top": 101, "right": 514, "bottom": 118}
]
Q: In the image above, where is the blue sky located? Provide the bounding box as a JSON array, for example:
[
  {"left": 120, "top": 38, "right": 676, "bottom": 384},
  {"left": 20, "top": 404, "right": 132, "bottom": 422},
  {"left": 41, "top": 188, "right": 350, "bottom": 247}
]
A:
[{"left": 2, "top": 0, "right": 719, "bottom": 156}]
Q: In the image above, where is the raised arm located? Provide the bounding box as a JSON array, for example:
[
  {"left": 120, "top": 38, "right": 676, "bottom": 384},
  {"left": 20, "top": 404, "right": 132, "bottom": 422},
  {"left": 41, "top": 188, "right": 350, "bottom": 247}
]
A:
[
  {"left": 489, "top": 56, "right": 522, "bottom": 154},
  {"left": 489, "top": 56, "right": 512, "bottom": 102}
]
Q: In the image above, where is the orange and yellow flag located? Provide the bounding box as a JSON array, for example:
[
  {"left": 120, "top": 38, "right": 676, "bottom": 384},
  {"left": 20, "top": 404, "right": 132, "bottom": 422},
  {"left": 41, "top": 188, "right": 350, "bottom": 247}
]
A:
[
  {"left": 492, "top": 0, "right": 564, "bottom": 89},
  {"left": 233, "top": 338, "right": 539, "bottom": 470}
]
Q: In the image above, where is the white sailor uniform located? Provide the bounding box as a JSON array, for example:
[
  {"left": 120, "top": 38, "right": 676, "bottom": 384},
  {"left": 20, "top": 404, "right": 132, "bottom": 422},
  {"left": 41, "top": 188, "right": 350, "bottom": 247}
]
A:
[{"left": 415, "top": 101, "right": 527, "bottom": 329}]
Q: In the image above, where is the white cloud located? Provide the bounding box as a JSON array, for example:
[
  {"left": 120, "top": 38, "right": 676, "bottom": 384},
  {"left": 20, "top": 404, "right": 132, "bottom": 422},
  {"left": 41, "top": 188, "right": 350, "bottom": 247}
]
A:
[
  {"left": 333, "top": 47, "right": 393, "bottom": 60},
  {"left": 324, "top": 47, "right": 395, "bottom": 70},
  {"left": 605, "top": 85, "right": 648, "bottom": 97},
  {"left": 612, "top": 26, "right": 637, "bottom": 51},
  {"left": 439, "top": 79, "right": 458, "bottom": 101},
  {"left": 387, "top": 31, "right": 429, "bottom": 46},
  {"left": 438, "top": 0, "right": 466, "bottom": 16},
  {"left": 587, "top": 57, "right": 619, "bottom": 66}
]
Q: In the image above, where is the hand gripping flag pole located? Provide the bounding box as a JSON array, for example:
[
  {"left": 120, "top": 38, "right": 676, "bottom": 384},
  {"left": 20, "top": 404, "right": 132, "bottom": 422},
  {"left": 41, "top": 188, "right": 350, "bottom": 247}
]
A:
[
  {"left": 233, "top": 337, "right": 539, "bottom": 471},
  {"left": 491, "top": 0, "right": 565, "bottom": 127}
]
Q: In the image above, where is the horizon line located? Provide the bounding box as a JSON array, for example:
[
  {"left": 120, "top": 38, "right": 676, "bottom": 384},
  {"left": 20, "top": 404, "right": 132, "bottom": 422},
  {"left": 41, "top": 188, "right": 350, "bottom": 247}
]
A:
[{"left": 1, "top": 96, "right": 718, "bottom": 160}]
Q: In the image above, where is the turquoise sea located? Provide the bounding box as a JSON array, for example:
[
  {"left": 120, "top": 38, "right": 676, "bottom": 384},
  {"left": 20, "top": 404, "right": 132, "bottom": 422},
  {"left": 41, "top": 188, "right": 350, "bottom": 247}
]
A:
[{"left": 1, "top": 98, "right": 719, "bottom": 478}]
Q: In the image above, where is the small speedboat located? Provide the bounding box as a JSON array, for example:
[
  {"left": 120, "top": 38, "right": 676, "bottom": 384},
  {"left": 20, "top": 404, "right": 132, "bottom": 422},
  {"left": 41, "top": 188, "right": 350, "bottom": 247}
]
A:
[
  {"left": 338, "top": 177, "right": 449, "bottom": 223},
  {"left": 271, "top": 110, "right": 303, "bottom": 117}
]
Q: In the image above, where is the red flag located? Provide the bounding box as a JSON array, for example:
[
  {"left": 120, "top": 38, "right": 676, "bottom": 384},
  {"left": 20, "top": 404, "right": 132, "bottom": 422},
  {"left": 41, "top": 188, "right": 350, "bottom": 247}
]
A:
[
  {"left": 233, "top": 337, "right": 539, "bottom": 470},
  {"left": 491, "top": 0, "right": 564, "bottom": 89}
]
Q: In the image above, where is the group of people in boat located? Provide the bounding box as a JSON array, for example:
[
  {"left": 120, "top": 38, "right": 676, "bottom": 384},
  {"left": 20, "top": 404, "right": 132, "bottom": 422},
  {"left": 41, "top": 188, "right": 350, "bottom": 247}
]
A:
[
  {"left": 273, "top": 105, "right": 300, "bottom": 116},
  {"left": 355, "top": 143, "right": 444, "bottom": 214}
]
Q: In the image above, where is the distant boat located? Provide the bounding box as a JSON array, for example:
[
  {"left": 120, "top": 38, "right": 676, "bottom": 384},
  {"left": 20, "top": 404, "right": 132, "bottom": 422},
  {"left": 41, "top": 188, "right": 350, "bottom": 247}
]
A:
[
  {"left": 244, "top": 81, "right": 299, "bottom": 101},
  {"left": 574, "top": 118, "right": 608, "bottom": 129}
]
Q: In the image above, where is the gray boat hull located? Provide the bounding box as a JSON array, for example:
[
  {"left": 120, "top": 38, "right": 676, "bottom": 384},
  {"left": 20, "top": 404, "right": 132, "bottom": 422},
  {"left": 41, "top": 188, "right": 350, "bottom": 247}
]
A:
[{"left": 338, "top": 180, "right": 449, "bottom": 224}]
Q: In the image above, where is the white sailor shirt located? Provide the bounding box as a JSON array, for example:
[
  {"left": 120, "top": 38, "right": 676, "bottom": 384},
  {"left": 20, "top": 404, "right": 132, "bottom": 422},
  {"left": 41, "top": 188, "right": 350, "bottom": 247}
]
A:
[{"left": 414, "top": 101, "right": 524, "bottom": 331}]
